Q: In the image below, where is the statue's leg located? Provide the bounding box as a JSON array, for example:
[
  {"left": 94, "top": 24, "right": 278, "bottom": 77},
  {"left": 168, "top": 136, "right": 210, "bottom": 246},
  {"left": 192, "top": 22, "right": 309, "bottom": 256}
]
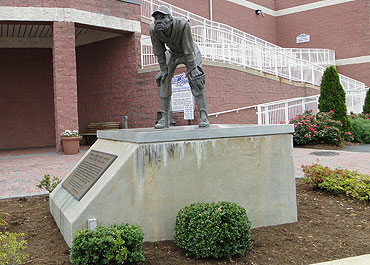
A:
[
  {"left": 186, "top": 61, "right": 210, "bottom": 128},
  {"left": 154, "top": 56, "right": 177, "bottom": 129},
  {"left": 154, "top": 96, "right": 171, "bottom": 129},
  {"left": 194, "top": 94, "right": 210, "bottom": 128}
]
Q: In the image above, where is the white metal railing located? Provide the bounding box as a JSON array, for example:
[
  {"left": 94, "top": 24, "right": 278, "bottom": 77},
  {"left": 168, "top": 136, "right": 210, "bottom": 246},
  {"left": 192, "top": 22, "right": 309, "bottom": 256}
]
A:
[
  {"left": 256, "top": 95, "right": 320, "bottom": 125},
  {"left": 254, "top": 87, "right": 368, "bottom": 125},
  {"left": 141, "top": 27, "right": 364, "bottom": 91},
  {"left": 282, "top": 48, "right": 335, "bottom": 66},
  {"left": 346, "top": 87, "right": 369, "bottom": 114},
  {"left": 210, "top": 87, "right": 369, "bottom": 125},
  {"left": 141, "top": 0, "right": 336, "bottom": 66}
]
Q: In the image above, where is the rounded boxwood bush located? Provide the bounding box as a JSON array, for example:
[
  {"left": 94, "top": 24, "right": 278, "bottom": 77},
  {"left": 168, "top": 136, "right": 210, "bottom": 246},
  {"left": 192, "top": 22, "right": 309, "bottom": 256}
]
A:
[
  {"left": 174, "top": 201, "right": 252, "bottom": 259},
  {"left": 70, "top": 223, "right": 145, "bottom": 265}
]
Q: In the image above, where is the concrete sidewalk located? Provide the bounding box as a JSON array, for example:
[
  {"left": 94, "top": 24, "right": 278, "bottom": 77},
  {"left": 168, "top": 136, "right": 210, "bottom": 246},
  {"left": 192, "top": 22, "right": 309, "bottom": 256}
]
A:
[{"left": 311, "top": 254, "right": 370, "bottom": 265}]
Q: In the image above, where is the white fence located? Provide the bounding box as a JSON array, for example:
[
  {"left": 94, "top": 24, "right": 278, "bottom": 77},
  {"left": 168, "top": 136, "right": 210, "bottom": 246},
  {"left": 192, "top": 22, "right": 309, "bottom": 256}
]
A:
[
  {"left": 254, "top": 88, "right": 368, "bottom": 125},
  {"left": 209, "top": 87, "right": 369, "bottom": 125},
  {"left": 346, "top": 87, "right": 369, "bottom": 114},
  {"left": 256, "top": 96, "right": 320, "bottom": 125}
]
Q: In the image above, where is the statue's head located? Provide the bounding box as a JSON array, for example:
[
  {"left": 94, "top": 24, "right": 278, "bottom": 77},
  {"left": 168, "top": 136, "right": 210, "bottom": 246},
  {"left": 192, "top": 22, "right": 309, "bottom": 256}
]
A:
[{"left": 152, "top": 6, "right": 173, "bottom": 32}]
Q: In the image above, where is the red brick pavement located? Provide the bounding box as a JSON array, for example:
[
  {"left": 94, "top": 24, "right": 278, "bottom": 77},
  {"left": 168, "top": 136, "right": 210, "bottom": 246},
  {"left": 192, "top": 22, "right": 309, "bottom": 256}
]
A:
[
  {"left": 1, "top": 146, "right": 369, "bottom": 199},
  {"left": 0, "top": 146, "right": 88, "bottom": 199},
  {"left": 293, "top": 148, "right": 370, "bottom": 177}
]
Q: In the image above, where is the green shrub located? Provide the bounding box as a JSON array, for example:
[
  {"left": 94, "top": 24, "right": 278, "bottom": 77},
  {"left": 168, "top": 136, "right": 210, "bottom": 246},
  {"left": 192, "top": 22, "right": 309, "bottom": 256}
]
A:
[
  {"left": 70, "top": 223, "right": 145, "bottom": 265},
  {"left": 302, "top": 164, "right": 370, "bottom": 201},
  {"left": 174, "top": 201, "right": 252, "bottom": 259},
  {"left": 0, "top": 213, "right": 28, "bottom": 265},
  {"left": 290, "top": 110, "right": 353, "bottom": 146},
  {"left": 363, "top": 89, "right": 370, "bottom": 114},
  {"left": 350, "top": 117, "right": 370, "bottom": 143},
  {"left": 318, "top": 66, "right": 351, "bottom": 132},
  {"left": 37, "top": 174, "right": 61, "bottom": 193}
]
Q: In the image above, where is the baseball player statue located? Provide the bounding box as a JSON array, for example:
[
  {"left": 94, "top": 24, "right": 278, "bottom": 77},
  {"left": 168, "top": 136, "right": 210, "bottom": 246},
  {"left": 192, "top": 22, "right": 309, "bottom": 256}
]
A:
[{"left": 150, "top": 5, "right": 210, "bottom": 129}]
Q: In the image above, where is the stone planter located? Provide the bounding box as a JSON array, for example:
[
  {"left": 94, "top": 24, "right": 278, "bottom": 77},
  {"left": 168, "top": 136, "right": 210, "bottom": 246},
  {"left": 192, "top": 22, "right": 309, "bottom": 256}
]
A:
[{"left": 61, "top": 137, "right": 80, "bottom": 155}]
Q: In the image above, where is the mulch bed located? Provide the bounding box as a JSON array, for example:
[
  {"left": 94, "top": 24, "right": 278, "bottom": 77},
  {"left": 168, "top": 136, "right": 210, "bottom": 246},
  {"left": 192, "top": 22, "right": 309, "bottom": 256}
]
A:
[{"left": 1, "top": 179, "right": 369, "bottom": 265}]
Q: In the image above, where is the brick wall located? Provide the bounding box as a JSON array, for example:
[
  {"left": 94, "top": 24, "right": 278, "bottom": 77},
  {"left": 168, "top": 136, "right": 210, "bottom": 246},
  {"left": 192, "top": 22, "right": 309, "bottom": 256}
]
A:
[
  {"left": 276, "top": 0, "right": 322, "bottom": 10},
  {"left": 156, "top": 0, "right": 278, "bottom": 44},
  {"left": 0, "top": 48, "right": 55, "bottom": 150},
  {"left": 276, "top": 0, "right": 370, "bottom": 86},
  {"left": 276, "top": 1, "right": 370, "bottom": 59},
  {"left": 337, "top": 64, "right": 370, "bottom": 86},
  {"left": 76, "top": 33, "right": 145, "bottom": 131},
  {"left": 164, "top": 0, "right": 211, "bottom": 19}
]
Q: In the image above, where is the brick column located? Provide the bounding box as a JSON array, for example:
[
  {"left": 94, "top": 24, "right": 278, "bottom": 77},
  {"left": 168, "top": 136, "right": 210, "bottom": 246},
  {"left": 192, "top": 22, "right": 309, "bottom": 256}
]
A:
[{"left": 52, "top": 22, "right": 79, "bottom": 152}]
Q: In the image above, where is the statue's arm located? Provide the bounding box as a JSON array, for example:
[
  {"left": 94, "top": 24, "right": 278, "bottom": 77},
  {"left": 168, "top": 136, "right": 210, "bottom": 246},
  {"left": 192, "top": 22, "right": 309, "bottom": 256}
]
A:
[
  {"left": 150, "top": 24, "right": 168, "bottom": 84},
  {"left": 182, "top": 22, "right": 203, "bottom": 78},
  {"left": 182, "top": 22, "right": 197, "bottom": 71}
]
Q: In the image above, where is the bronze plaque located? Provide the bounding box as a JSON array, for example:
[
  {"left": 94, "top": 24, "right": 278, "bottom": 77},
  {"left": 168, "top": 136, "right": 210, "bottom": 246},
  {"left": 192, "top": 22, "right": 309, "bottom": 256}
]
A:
[{"left": 62, "top": 150, "right": 117, "bottom": 200}]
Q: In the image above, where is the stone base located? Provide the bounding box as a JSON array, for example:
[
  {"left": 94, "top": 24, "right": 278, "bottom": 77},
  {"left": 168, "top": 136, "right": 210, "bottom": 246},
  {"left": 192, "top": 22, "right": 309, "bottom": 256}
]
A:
[{"left": 50, "top": 124, "right": 297, "bottom": 247}]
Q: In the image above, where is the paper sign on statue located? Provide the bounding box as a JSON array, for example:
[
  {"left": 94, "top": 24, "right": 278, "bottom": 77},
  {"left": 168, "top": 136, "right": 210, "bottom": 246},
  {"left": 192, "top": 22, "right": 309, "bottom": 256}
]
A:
[
  {"left": 171, "top": 73, "right": 194, "bottom": 117},
  {"left": 184, "top": 104, "right": 194, "bottom": 120}
]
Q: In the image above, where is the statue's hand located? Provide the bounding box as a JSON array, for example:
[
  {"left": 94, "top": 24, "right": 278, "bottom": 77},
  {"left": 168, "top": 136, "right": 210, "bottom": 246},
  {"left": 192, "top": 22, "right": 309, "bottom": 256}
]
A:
[
  {"left": 155, "top": 68, "right": 168, "bottom": 87},
  {"left": 187, "top": 65, "right": 205, "bottom": 90},
  {"left": 188, "top": 67, "right": 202, "bottom": 79}
]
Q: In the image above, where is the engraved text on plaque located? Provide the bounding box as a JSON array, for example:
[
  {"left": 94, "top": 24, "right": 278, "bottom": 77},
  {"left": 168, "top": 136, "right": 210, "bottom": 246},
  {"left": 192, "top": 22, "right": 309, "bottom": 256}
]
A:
[{"left": 62, "top": 150, "right": 117, "bottom": 200}]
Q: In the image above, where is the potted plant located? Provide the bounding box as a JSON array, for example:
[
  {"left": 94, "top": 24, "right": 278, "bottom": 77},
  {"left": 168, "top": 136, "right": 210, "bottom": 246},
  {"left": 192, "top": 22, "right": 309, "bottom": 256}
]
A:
[{"left": 60, "top": 130, "right": 81, "bottom": 155}]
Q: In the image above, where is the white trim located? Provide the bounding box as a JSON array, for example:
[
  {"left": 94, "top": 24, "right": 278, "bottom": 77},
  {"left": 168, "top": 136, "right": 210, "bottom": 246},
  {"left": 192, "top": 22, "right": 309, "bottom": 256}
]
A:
[
  {"left": 226, "top": 0, "right": 356, "bottom": 17},
  {"left": 336, "top": 55, "right": 370, "bottom": 66},
  {"left": 276, "top": 0, "right": 356, "bottom": 16},
  {"left": 225, "top": 0, "right": 275, "bottom": 16},
  {"left": 0, "top": 7, "right": 141, "bottom": 33}
]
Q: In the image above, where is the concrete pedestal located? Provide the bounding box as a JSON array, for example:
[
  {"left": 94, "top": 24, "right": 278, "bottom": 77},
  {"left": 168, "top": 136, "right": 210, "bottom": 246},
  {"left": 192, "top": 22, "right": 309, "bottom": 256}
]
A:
[{"left": 50, "top": 124, "right": 297, "bottom": 247}]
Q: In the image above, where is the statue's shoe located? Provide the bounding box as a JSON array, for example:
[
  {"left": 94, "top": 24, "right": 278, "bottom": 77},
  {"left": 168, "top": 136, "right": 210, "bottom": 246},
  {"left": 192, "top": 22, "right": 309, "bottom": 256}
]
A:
[
  {"left": 155, "top": 118, "right": 169, "bottom": 129},
  {"left": 199, "top": 117, "right": 210, "bottom": 128}
]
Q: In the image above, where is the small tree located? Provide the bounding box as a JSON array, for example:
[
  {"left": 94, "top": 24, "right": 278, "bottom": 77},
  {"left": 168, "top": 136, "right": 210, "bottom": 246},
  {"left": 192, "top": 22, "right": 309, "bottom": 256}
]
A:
[
  {"left": 318, "top": 66, "right": 351, "bottom": 132},
  {"left": 363, "top": 89, "right": 370, "bottom": 114}
]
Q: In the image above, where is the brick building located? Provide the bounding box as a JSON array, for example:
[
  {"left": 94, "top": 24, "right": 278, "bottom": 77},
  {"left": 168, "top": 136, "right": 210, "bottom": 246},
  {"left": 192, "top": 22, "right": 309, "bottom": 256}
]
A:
[{"left": 0, "top": 0, "right": 368, "bottom": 151}]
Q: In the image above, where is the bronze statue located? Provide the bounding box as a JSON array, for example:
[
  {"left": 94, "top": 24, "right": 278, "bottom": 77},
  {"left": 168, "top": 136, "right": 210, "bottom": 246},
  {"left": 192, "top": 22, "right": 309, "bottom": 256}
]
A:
[{"left": 150, "top": 5, "right": 210, "bottom": 129}]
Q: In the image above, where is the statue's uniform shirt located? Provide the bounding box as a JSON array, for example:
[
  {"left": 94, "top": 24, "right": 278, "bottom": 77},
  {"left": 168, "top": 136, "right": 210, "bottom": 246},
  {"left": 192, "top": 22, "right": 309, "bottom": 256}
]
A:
[{"left": 150, "top": 17, "right": 204, "bottom": 97}]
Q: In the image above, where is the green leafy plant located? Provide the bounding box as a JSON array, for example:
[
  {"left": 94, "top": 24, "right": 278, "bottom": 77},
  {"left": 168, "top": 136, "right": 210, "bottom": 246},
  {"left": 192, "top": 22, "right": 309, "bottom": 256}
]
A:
[
  {"left": 302, "top": 164, "right": 370, "bottom": 201},
  {"left": 0, "top": 213, "right": 28, "bottom": 265},
  {"left": 349, "top": 116, "right": 370, "bottom": 143},
  {"left": 37, "top": 174, "right": 61, "bottom": 193},
  {"left": 363, "top": 89, "right": 370, "bottom": 114},
  {"left": 70, "top": 223, "right": 145, "bottom": 265},
  {"left": 174, "top": 201, "right": 252, "bottom": 259},
  {"left": 289, "top": 110, "right": 353, "bottom": 146},
  {"left": 318, "top": 66, "right": 351, "bottom": 132}
]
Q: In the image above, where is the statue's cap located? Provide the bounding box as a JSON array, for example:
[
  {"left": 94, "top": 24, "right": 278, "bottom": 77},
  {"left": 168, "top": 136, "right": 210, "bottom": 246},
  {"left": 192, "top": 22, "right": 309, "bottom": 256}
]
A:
[{"left": 151, "top": 6, "right": 172, "bottom": 17}]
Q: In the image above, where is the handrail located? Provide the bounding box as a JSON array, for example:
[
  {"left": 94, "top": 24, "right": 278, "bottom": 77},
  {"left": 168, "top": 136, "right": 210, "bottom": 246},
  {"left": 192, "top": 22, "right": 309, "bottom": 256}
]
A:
[{"left": 209, "top": 105, "right": 258, "bottom": 117}]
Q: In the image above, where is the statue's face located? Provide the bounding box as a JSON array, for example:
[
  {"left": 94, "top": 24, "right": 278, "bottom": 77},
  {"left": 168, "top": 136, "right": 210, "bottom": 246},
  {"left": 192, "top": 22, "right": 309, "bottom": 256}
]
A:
[{"left": 154, "top": 13, "right": 172, "bottom": 32}]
